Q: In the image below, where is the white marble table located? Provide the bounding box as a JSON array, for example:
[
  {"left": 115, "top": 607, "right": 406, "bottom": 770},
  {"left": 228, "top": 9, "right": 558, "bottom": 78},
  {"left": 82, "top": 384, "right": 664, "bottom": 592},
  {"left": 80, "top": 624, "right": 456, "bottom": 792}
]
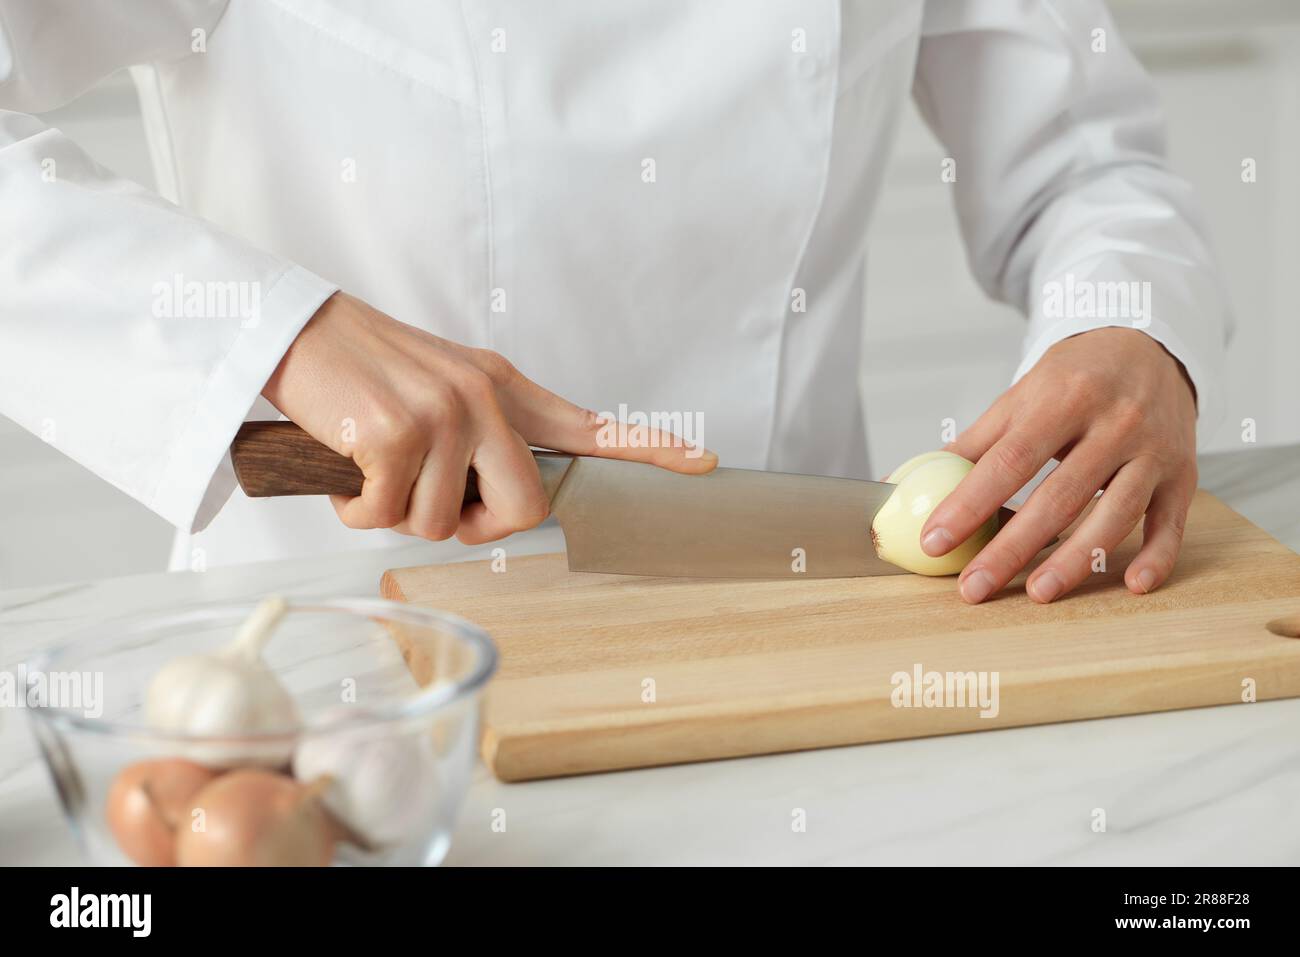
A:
[{"left": 3, "top": 445, "right": 1299, "bottom": 866}]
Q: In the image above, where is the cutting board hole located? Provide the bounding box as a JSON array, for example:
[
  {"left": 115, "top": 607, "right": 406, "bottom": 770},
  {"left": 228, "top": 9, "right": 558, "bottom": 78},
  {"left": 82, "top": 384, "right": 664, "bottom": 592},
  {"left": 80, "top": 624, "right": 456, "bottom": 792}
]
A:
[{"left": 1265, "top": 614, "right": 1300, "bottom": 638}]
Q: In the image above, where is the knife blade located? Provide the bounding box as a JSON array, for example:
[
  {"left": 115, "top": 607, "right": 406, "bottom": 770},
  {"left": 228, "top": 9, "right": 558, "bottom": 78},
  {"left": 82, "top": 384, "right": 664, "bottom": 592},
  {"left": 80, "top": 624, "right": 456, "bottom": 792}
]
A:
[{"left": 230, "top": 421, "right": 1018, "bottom": 579}]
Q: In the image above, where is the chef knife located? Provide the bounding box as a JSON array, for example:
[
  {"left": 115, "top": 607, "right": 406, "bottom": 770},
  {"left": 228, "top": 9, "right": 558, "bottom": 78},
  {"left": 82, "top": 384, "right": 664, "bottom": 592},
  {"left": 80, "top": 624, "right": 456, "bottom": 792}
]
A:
[{"left": 230, "top": 421, "right": 1020, "bottom": 579}]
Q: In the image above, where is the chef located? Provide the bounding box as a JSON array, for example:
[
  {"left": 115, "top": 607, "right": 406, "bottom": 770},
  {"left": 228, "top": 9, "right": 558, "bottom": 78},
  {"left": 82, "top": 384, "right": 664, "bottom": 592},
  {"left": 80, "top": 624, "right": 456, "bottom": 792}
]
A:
[{"left": 0, "top": 0, "right": 1229, "bottom": 604}]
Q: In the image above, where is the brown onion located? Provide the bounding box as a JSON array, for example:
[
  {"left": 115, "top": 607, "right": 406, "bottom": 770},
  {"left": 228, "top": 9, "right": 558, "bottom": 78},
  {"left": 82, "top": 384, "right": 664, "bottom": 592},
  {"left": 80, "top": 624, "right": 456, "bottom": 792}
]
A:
[
  {"left": 105, "top": 758, "right": 219, "bottom": 867},
  {"left": 175, "top": 769, "right": 338, "bottom": 867}
]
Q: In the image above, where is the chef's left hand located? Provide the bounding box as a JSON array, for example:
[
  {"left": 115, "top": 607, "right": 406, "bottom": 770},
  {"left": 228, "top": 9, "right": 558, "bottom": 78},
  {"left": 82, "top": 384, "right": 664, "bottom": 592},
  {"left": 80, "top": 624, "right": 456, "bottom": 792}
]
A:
[{"left": 920, "top": 327, "right": 1199, "bottom": 604}]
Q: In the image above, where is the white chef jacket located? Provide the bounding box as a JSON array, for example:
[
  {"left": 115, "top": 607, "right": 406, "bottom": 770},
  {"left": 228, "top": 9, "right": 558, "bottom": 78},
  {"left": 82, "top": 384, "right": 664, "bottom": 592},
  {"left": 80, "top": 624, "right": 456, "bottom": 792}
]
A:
[{"left": 0, "top": 0, "right": 1231, "bottom": 571}]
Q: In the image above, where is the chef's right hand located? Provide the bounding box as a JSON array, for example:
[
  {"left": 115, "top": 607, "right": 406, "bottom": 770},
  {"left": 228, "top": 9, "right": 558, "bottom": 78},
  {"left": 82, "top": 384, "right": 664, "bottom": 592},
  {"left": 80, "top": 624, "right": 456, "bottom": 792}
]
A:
[{"left": 261, "top": 292, "right": 718, "bottom": 544}]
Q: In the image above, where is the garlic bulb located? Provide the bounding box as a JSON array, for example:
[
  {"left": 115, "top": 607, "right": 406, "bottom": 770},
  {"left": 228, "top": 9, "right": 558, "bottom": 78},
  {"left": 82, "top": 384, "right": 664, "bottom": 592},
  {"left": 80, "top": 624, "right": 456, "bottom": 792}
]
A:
[
  {"left": 871, "top": 451, "right": 997, "bottom": 576},
  {"left": 292, "top": 716, "right": 440, "bottom": 850},
  {"left": 146, "top": 596, "right": 299, "bottom": 767}
]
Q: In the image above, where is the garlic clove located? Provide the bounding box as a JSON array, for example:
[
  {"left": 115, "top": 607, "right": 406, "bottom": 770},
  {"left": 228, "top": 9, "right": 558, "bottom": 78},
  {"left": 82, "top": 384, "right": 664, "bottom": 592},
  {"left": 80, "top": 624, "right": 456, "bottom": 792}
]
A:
[
  {"left": 293, "top": 719, "right": 441, "bottom": 850},
  {"left": 871, "top": 451, "right": 997, "bottom": 576}
]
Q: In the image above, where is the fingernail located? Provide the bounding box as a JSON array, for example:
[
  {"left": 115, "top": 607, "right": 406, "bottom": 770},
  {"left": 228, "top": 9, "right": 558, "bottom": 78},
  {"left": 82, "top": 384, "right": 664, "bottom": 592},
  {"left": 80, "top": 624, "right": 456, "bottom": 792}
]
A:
[
  {"left": 960, "top": 569, "right": 995, "bottom": 604},
  {"left": 1136, "top": 568, "right": 1157, "bottom": 594},
  {"left": 1030, "top": 570, "right": 1063, "bottom": 603},
  {"left": 695, "top": 450, "right": 720, "bottom": 469},
  {"left": 921, "top": 527, "right": 953, "bottom": 556}
]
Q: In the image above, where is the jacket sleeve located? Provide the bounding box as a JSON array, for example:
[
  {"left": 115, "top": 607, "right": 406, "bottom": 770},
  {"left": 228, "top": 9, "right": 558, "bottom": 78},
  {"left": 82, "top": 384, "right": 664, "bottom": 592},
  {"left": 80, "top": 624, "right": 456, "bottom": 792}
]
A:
[
  {"left": 912, "top": 0, "right": 1232, "bottom": 441},
  {"left": 0, "top": 0, "right": 338, "bottom": 532}
]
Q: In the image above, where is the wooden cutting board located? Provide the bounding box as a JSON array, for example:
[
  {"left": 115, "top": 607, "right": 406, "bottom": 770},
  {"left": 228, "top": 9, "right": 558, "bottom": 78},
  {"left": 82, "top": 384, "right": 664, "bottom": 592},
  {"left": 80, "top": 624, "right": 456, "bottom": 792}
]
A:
[{"left": 380, "top": 490, "right": 1300, "bottom": 782}]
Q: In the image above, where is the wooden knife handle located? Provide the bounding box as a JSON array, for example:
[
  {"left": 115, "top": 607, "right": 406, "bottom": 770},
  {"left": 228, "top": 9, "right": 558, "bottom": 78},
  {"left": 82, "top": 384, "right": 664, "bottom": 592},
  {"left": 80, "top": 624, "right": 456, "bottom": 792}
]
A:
[{"left": 230, "top": 421, "right": 482, "bottom": 502}]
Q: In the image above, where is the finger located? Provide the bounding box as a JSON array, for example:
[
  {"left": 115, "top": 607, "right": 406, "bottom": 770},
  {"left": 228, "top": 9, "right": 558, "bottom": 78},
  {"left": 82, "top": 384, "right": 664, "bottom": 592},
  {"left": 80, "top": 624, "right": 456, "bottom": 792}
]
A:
[
  {"left": 921, "top": 415, "right": 1074, "bottom": 558},
  {"left": 497, "top": 376, "right": 718, "bottom": 474},
  {"left": 456, "top": 426, "right": 550, "bottom": 546},
  {"left": 1022, "top": 457, "right": 1162, "bottom": 604},
  {"left": 394, "top": 443, "right": 471, "bottom": 541},
  {"left": 456, "top": 502, "right": 526, "bottom": 545},
  {"left": 943, "top": 400, "right": 1012, "bottom": 464},
  {"left": 329, "top": 461, "right": 420, "bottom": 530},
  {"left": 1123, "top": 475, "right": 1194, "bottom": 596},
  {"left": 956, "top": 440, "right": 1127, "bottom": 604},
  {"left": 585, "top": 413, "right": 720, "bottom": 472}
]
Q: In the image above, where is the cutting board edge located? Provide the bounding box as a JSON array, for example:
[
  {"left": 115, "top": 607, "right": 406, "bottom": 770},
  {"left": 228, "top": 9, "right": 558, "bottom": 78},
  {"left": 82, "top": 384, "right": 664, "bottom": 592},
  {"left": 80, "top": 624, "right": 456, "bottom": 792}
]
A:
[
  {"left": 480, "top": 655, "right": 1300, "bottom": 780},
  {"left": 379, "top": 568, "right": 408, "bottom": 602}
]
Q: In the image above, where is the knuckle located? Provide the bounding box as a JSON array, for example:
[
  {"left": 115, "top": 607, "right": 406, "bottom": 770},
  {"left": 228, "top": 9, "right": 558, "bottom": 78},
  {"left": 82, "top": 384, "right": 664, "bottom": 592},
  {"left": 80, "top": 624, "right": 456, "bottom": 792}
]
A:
[
  {"left": 471, "top": 349, "right": 519, "bottom": 386},
  {"left": 421, "top": 410, "right": 453, "bottom": 438},
  {"left": 343, "top": 504, "right": 396, "bottom": 530},
  {"left": 1059, "top": 372, "right": 1094, "bottom": 408},
  {"left": 518, "top": 494, "right": 551, "bottom": 528},
  {"left": 572, "top": 408, "right": 608, "bottom": 453},
  {"left": 425, "top": 385, "right": 467, "bottom": 431},
  {"left": 1140, "top": 543, "right": 1179, "bottom": 579},
  {"left": 991, "top": 436, "right": 1038, "bottom": 480},
  {"left": 1110, "top": 399, "right": 1148, "bottom": 435},
  {"left": 455, "top": 366, "right": 499, "bottom": 407},
  {"left": 503, "top": 488, "right": 550, "bottom": 532},
  {"left": 932, "top": 490, "right": 985, "bottom": 535},
  {"left": 454, "top": 356, "right": 499, "bottom": 392},
  {"left": 1053, "top": 544, "right": 1093, "bottom": 579},
  {"left": 1039, "top": 472, "right": 1095, "bottom": 519},
  {"left": 367, "top": 498, "right": 406, "bottom": 529},
  {"left": 413, "top": 516, "right": 459, "bottom": 541},
  {"left": 1106, "top": 482, "right": 1149, "bottom": 526},
  {"left": 367, "top": 405, "right": 421, "bottom": 458},
  {"left": 1143, "top": 432, "right": 1179, "bottom": 461},
  {"left": 990, "top": 535, "right": 1034, "bottom": 577},
  {"left": 337, "top": 511, "right": 369, "bottom": 530},
  {"left": 1158, "top": 504, "right": 1188, "bottom": 541}
]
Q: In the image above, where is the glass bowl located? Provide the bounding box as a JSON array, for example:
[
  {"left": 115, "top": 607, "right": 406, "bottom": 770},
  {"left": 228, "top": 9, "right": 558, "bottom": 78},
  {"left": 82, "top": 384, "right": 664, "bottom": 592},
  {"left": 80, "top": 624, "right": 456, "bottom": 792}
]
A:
[{"left": 25, "top": 597, "right": 496, "bottom": 866}]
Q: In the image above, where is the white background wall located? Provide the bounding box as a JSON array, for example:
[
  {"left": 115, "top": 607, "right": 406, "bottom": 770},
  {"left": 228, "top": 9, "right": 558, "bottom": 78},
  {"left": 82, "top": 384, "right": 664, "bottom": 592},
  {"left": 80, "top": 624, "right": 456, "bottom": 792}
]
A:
[
  {"left": 4, "top": 0, "right": 1297, "bottom": 588},
  {"left": 863, "top": 0, "right": 1300, "bottom": 470}
]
